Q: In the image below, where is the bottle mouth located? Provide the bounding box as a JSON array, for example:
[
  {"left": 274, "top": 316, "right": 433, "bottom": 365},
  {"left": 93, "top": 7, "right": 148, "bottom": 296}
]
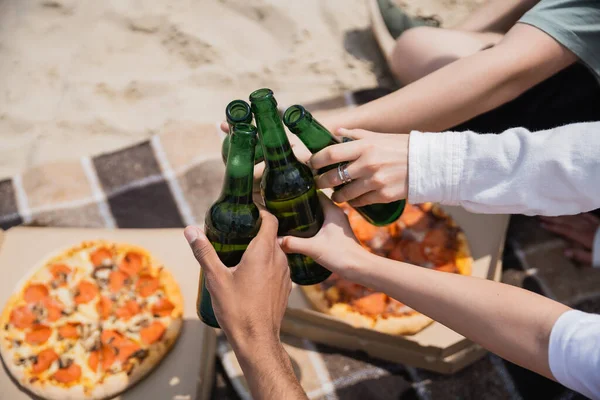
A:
[
  {"left": 226, "top": 100, "right": 252, "bottom": 124},
  {"left": 282, "top": 105, "right": 306, "bottom": 130},
  {"left": 249, "top": 88, "right": 273, "bottom": 102}
]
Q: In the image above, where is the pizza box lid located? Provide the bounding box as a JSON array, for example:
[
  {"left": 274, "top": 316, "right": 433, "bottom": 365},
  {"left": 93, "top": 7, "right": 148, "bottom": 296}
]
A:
[
  {"left": 0, "top": 227, "right": 216, "bottom": 400},
  {"left": 281, "top": 206, "right": 510, "bottom": 374}
]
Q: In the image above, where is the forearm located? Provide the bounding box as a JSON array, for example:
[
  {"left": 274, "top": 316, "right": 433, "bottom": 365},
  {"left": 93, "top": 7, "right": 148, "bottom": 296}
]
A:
[
  {"left": 353, "top": 252, "right": 570, "bottom": 379},
  {"left": 231, "top": 335, "right": 307, "bottom": 400},
  {"left": 456, "top": 0, "right": 540, "bottom": 33},
  {"left": 409, "top": 122, "right": 600, "bottom": 216},
  {"left": 327, "top": 24, "right": 574, "bottom": 135},
  {"left": 330, "top": 46, "right": 520, "bottom": 134}
]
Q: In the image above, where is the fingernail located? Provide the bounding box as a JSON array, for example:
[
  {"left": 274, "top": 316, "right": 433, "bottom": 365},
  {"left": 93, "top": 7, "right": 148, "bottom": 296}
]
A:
[
  {"left": 184, "top": 226, "right": 199, "bottom": 244},
  {"left": 277, "top": 237, "right": 284, "bottom": 246}
]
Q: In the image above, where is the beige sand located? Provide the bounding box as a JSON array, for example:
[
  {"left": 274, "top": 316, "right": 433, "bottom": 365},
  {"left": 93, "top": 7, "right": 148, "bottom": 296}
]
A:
[{"left": 0, "top": 0, "right": 481, "bottom": 179}]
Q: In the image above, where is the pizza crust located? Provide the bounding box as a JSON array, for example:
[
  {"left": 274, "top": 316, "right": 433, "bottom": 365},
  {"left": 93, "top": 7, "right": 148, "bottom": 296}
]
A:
[{"left": 0, "top": 240, "right": 184, "bottom": 400}]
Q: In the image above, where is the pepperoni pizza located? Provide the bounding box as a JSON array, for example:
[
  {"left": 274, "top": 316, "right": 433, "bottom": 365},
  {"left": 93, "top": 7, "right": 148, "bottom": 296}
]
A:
[
  {"left": 0, "top": 241, "right": 183, "bottom": 400},
  {"left": 301, "top": 203, "right": 472, "bottom": 335}
]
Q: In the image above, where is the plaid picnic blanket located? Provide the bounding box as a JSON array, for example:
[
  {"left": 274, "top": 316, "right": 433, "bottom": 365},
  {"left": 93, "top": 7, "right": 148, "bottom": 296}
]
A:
[{"left": 1, "top": 89, "right": 599, "bottom": 400}]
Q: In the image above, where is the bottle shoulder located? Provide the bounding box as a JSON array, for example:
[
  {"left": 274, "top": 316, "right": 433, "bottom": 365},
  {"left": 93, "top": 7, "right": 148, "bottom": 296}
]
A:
[
  {"left": 206, "top": 201, "right": 261, "bottom": 236},
  {"left": 261, "top": 161, "right": 316, "bottom": 200}
]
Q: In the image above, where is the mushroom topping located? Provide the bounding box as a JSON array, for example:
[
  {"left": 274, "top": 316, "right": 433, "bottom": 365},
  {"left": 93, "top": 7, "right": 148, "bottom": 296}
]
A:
[
  {"left": 126, "top": 315, "right": 150, "bottom": 333},
  {"left": 58, "top": 356, "right": 73, "bottom": 369}
]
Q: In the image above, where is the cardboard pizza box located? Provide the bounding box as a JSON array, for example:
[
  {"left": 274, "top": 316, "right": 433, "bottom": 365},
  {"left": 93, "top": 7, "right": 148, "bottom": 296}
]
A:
[
  {"left": 282, "top": 206, "right": 510, "bottom": 374},
  {"left": 0, "top": 227, "right": 216, "bottom": 400}
]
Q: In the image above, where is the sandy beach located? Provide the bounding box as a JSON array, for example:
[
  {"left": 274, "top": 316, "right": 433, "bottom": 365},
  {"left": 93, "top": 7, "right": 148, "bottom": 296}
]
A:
[{"left": 0, "top": 0, "right": 482, "bottom": 179}]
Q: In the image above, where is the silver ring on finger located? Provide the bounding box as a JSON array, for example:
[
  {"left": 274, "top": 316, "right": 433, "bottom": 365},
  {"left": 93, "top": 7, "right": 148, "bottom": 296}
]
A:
[{"left": 337, "top": 163, "right": 352, "bottom": 185}]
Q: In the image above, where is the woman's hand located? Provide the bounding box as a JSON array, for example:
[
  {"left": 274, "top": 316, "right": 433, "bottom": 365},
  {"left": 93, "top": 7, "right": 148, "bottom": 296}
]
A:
[
  {"left": 278, "top": 192, "right": 368, "bottom": 281},
  {"left": 310, "top": 128, "right": 409, "bottom": 207}
]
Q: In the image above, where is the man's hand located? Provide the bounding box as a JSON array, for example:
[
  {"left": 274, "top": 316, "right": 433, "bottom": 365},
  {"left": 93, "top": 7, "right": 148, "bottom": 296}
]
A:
[
  {"left": 185, "top": 210, "right": 290, "bottom": 343},
  {"left": 310, "top": 129, "right": 409, "bottom": 207},
  {"left": 185, "top": 211, "right": 307, "bottom": 400}
]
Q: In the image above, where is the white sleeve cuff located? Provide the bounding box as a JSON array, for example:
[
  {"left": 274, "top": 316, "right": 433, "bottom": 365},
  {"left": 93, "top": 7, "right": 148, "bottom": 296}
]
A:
[
  {"left": 549, "top": 310, "right": 600, "bottom": 399},
  {"left": 592, "top": 226, "right": 600, "bottom": 268},
  {"left": 408, "top": 131, "right": 466, "bottom": 205}
]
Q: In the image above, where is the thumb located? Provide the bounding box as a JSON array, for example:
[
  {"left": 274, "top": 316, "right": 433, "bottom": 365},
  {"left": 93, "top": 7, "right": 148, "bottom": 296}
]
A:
[
  {"left": 184, "top": 226, "right": 227, "bottom": 276},
  {"left": 220, "top": 121, "right": 229, "bottom": 134},
  {"left": 336, "top": 128, "right": 374, "bottom": 140},
  {"left": 277, "top": 235, "right": 312, "bottom": 256}
]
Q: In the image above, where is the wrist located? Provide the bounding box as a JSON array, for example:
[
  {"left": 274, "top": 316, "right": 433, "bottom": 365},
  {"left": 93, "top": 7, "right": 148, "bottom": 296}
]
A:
[
  {"left": 227, "top": 325, "right": 281, "bottom": 358},
  {"left": 340, "top": 243, "right": 377, "bottom": 282}
]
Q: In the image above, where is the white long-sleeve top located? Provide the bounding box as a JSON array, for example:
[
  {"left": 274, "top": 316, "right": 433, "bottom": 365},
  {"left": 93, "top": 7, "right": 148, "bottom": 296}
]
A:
[
  {"left": 408, "top": 121, "right": 600, "bottom": 399},
  {"left": 408, "top": 122, "right": 600, "bottom": 216}
]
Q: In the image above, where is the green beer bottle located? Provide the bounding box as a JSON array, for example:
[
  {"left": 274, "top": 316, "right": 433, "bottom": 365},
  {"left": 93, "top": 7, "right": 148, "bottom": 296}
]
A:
[
  {"left": 283, "top": 105, "right": 405, "bottom": 226},
  {"left": 221, "top": 99, "right": 264, "bottom": 164},
  {"left": 198, "top": 123, "right": 261, "bottom": 327},
  {"left": 250, "top": 88, "right": 331, "bottom": 285}
]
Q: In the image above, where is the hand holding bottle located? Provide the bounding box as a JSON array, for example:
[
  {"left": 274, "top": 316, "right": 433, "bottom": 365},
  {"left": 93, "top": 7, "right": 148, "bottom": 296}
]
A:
[
  {"left": 310, "top": 128, "right": 410, "bottom": 207},
  {"left": 185, "top": 210, "right": 291, "bottom": 343},
  {"left": 278, "top": 192, "right": 367, "bottom": 282}
]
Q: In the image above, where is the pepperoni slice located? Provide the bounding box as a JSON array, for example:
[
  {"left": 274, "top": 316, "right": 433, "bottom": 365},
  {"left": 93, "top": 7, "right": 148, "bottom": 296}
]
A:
[
  {"left": 115, "top": 300, "right": 141, "bottom": 320},
  {"left": 9, "top": 305, "right": 36, "bottom": 330},
  {"left": 140, "top": 321, "right": 166, "bottom": 344},
  {"left": 100, "top": 330, "right": 121, "bottom": 345},
  {"left": 24, "top": 284, "right": 49, "bottom": 304},
  {"left": 50, "top": 263, "right": 71, "bottom": 276},
  {"left": 49, "top": 264, "right": 71, "bottom": 287},
  {"left": 58, "top": 323, "right": 80, "bottom": 339},
  {"left": 88, "top": 351, "right": 99, "bottom": 372},
  {"left": 25, "top": 325, "right": 52, "bottom": 345},
  {"left": 43, "top": 297, "right": 64, "bottom": 322},
  {"left": 388, "top": 241, "right": 405, "bottom": 262},
  {"left": 101, "top": 345, "right": 116, "bottom": 370},
  {"left": 422, "top": 228, "right": 449, "bottom": 248},
  {"left": 400, "top": 205, "right": 432, "bottom": 231},
  {"left": 74, "top": 280, "right": 99, "bottom": 304},
  {"left": 136, "top": 275, "right": 159, "bottom": 298},
  {"left": 97, "top": 296, "right": 113, "bottom": 320},
  {"left": 115, "top": 339, "right": 141, "bottom": 364},
  {"left": 425, "top": 246, "right": 455, "bottom": 265},
  {"left": 435, "top": 263, "right": 458, "bottom": 273},
  {"left": 352, "top": 293, "right": 388, "bottom": 316},
  {"left": 108, "top": 270, "right": 128, "bottom": 293},
  {"left": 52, "top": 363, "right": 81, "bottom": 384},
  {"left": 90, "top": 247, "right": 113, "bottom": 267},
  {"left": 401, "top": 241, "right": 428, "bottom": 265},
  {"left": 151, "top": 298, "right": 175, "bottom": 317},
  {"left": 347, "top": 209, "right": 379, "bottom": 243},
  {"left": 32, "top": 348, "right": 59, "bottom": 374},
  {"left": 119, "top": 252, "right": 143, "bottom": 277}
]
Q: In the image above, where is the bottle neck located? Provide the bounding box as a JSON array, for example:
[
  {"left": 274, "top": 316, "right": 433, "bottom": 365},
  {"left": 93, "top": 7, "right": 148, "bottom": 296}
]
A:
[
  {"left": 290, "top": 115, "right": 338, "bottom": 153},
  {"left": 220, "top": 138, "right": 255, "bottom": 204},
  {"left": 285, "top": 106, "right": 339, "bottom": 174},
  {"left": 255, "top": 108, "right": 297, "bottom": 169}
]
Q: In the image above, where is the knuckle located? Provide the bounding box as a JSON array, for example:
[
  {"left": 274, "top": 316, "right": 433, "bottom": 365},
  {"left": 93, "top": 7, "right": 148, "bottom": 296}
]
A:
[
  {"left": 372, "top": 172, "right": 386, "bottom": 186},
  {"left": 192, "top": 242, "right": 213, "bottom": 262}
]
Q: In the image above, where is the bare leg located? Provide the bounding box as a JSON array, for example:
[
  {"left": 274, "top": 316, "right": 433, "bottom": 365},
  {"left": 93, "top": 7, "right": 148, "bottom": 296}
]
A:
[
  {"left": 389, "top": 27, "right": 502, "bottom": 85},
  {"left": 379, "top": 0, "right": 538, "bottom": 84}
]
